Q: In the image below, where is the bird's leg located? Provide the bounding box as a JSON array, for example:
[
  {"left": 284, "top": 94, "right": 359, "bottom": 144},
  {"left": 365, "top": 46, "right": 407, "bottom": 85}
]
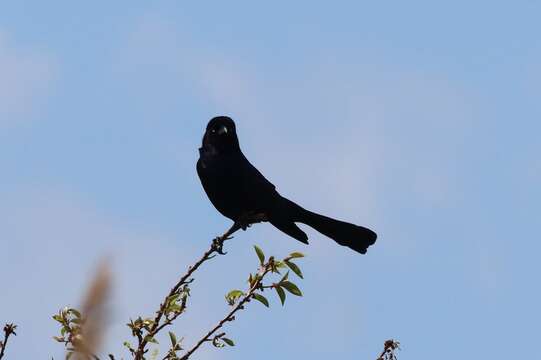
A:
[
  {"left": 211, "top": 237, "right": 227, "bottom": 255},
  {"left": 211, "top": 222, "right": 242, "bottom": 255},
  {"left": 210, "top": 213, "right": 269, "bottom": 256}
]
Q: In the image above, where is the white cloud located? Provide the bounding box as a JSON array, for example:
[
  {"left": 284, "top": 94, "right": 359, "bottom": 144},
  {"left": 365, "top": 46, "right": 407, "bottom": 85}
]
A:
[{"left": 0, "top": 31, "right": 55, "bottom": 127}]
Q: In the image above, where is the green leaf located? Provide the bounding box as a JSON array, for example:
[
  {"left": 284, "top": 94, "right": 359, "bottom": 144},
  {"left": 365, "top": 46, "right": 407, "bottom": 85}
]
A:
[
  {"left": 168, "top": 304, "right": 183, "bottom": 313},
  {"left": 280, "top": 271, "right": 289, "bottom": 283},
  {"left": 145, "top": 336, "right": 159, "bottom": 344},
  {"left": 225, "top": 290, "right": 245, "bottom": 305},
  {"left": 169, "top": 331, "right": 177, "bottom": 346},
  {"left": 212, "top": 337, "right": 225, "bottom": 348},
  {"left": 288, "top": 252, "right": 305, "bottom": 259},
  {"left": 280, "top": 281, "right": 303, "bottom": 296},
  {"left": 252, "top": 293, "right": 270, "bottom": 307},
  {"left": 167, "top": 293, "right": 180, "bottom": 306},
  {"left": 226, "top": 289, "right": 245, "bottom": 298},
  {"left": 254, "top": 245, "right": 265, "bottom": 265},
  {"left": 222, "top": 337, "right": 235, "bottom": 346},
  {"left": 249, "top": 273, "right": 261, "bottom": 288},
  {"left": 275, "top": 285, "right": 286, "bottom": 306},
  {"left": 123, "top": 341, "right": 134, "bottom": 351},
  {"left": 52, "top": 314, "right": 63, "bottom": 323},
  {"left": 68, "top": 308, "right": 81, "bottom": 318},
  {"left": 284, "top": 260, "right": 303, "bottom": 279}
]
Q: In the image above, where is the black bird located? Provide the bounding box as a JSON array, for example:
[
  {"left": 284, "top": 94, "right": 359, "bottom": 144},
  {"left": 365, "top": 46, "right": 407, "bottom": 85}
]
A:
[{"left": 196, "top": 116, "right": 377, "bottom": 254}]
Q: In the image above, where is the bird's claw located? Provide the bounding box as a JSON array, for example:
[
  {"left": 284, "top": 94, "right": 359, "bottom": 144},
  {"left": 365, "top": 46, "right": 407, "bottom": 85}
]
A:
[
  {"left": 211, "top": 236, "right": 228, "bottom": 255},
  {"left": 241, "top": 222, "right": 251, "bottom": 231}
]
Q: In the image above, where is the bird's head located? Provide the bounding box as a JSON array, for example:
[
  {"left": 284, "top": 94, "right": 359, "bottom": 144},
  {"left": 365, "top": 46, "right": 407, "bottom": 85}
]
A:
[{"left": 201, "top": 116, "right": 240, "bottom": 154}]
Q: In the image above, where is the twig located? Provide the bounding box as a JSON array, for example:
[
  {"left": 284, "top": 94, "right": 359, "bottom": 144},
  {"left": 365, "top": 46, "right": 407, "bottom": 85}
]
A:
[
  {"left": 179, "top": 267, "right": 271, "bottom": 360},
  {"left": 133, "top": 223, "right": 241, "bottom": 360},
  {"left": 376, "top": 339, "right": 400, "bottom": 360},
  {"left": 0, "top": 323, "right": 17, "bottom": 360}
]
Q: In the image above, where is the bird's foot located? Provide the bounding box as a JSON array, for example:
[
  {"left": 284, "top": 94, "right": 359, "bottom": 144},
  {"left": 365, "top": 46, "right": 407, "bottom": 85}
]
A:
[
  {"left": 211, "top": 236, "right": 228, "bottom": 255},
  {"left": 240, "top": 222, "right": 251, "bottom": 231}
]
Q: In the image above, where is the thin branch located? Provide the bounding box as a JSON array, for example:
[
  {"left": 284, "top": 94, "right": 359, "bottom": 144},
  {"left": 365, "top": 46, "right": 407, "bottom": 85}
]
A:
[
  {"left": 133, "top": 223, "right": 241, "bottom": 360},
  {"left": 0, "top": 323, "right": 17, "bottom": 360},
  {"left": 179, "top": 267, "right": 271, "bottom": 360},
  {"left": 376, "top": 339, "right": 400, "bottom": 360}
]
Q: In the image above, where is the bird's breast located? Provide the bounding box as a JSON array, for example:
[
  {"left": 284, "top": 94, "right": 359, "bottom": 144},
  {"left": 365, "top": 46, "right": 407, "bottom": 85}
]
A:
[{"left": 197, "top": 154, "right": 247, "bottom": 220}]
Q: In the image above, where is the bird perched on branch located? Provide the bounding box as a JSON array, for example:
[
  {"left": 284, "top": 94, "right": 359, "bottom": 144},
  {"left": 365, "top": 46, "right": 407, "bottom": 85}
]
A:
[{"left": 196, "top": 116, "right": 377, "bottom": 254}]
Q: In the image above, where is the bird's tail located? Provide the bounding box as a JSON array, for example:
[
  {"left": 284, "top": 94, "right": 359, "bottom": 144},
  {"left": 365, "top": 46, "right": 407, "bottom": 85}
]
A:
[{"left": 277, "top": 197, "right": 377, "bottom": 254}]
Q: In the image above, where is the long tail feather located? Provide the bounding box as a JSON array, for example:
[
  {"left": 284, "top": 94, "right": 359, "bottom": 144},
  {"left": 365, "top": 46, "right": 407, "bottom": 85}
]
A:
[{"left": 277, "top": 196, "right": 377, "bottom": 254}]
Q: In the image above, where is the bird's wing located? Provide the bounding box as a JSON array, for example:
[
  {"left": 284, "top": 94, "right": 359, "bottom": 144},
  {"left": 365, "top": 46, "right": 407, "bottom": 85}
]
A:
[
  {"left": 236, "top": 153, "right": 280, "bottom": 210},
  {"left": 237, "top": 153, "right": 275, "bottom": 189}
]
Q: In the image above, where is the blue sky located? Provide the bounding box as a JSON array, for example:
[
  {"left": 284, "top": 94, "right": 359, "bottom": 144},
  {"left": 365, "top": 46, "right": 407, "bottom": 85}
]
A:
[{"left": 1, "top": 1, "right": 540, "bottom": 359}]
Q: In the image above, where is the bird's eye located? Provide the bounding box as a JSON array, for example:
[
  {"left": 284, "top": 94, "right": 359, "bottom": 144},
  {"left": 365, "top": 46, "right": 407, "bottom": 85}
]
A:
[{"left": 216, "top": 125, "right": 228, "bottom": 135}]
